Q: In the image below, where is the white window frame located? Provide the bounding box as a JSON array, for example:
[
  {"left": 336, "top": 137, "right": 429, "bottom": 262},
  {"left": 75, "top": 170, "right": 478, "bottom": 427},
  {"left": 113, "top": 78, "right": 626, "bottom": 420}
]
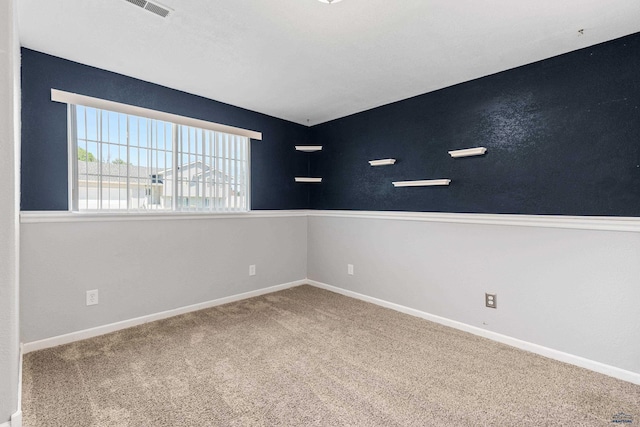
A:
[{"left": 54, "top": 89, "right": 261, "bottom": 214}]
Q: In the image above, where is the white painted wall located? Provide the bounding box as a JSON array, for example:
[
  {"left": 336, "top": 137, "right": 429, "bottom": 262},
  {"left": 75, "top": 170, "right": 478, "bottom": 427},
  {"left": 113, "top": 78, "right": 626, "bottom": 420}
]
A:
[
  {"left": 21, "top": 215, "right": 307, "bottom": 342},
  {"left": 0, "top": 0, "right": 21, "bottom": 423},
  {"left": 307, "top": 214, "right": 640, "bottom": 375}
]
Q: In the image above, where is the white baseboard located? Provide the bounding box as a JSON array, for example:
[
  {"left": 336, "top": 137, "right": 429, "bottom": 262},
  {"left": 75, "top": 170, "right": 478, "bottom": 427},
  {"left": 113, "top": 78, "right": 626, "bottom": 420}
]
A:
[
  {"left": 9, "top": 412, "right": 21, "bottom": 427},
  {"left": 307, "top": 279, "right": 640, "bottom": 386},
  {"left": 22, "top": 278, "right": 640, "bottom": 386},
  {"left": 0, "top": 411, "right": 20, "bottom": 427},
  {"left": 23, "top": 279, "right": 307, "bottom": 354},
  {"left": 11, "top": 343, "right": 23, "bottom": 427},
  {"left": 0, "top": 410, "right": 21, "bottom": 427},
  {"left": 0, "top": 344, "right": 23, "bottom": 427}
]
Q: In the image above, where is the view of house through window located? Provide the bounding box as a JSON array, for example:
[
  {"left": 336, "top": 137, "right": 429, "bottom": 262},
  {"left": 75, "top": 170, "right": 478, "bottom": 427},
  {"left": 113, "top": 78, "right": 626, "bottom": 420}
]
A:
[{"left": 71, "top": 105, "right": 249, "bottom": 212}]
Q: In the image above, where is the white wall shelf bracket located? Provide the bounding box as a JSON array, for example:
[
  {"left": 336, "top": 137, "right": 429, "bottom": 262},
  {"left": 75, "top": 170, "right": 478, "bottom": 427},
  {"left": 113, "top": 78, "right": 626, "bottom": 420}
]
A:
[
  {"left": 448, "top": 147, "right": 487, "bottom": 158},
  {"left": 369, "top": 159, "right": 396, "bottom": 166},
  {"left": 392, "top": 179, "right": 451, "bottom": 187},
  {"left": 295, "top": 146, "right": 323, "bottom": 152}
]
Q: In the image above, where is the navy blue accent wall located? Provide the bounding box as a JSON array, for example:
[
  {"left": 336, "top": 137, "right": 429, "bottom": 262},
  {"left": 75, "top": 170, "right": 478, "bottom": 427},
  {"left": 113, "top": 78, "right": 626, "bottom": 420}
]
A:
[
  {"left": 310, "top": 32, "right": 640, "bottom": 216},
  {"left": 21, "top": 32, "right": 640, "bottom": 215},
  {"left": 21, "top": 48, "right": 311, "bottom": 211}
]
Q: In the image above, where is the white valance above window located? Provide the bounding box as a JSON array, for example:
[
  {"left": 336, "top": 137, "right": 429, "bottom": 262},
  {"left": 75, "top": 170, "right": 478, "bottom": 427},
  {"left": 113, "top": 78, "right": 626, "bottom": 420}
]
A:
[{"left": 51, "top": 88, "right": 262, "bottom": 141}]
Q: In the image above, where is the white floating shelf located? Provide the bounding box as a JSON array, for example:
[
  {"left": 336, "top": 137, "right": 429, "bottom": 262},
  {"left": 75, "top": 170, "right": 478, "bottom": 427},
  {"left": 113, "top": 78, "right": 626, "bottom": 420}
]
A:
[
  {"left": 295, "top": 177, "right": 322, "bottom": 183},
  {"left": 295, "top": 146, "right": 323, "bottom": 152},
  {"left": 392, "top": 179, "right": 451, "bottom": 188},
  {"left": 369, "top": 158, "right": 396, "bottom": 166},
  {"left": 448, "top": 147, "right": 487, "bottom": 158}
]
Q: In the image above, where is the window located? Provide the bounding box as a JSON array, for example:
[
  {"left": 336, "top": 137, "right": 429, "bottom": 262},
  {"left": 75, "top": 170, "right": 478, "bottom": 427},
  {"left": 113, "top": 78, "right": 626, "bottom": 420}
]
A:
[{"left": 68, "top": 102, "right": 252, "bottom": 213}]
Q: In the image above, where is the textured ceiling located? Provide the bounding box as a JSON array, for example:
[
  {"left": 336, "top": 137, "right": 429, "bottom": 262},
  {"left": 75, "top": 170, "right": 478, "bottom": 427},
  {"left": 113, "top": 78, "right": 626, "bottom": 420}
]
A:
[{"left": 18, "top": 0, "right": 640, "bottom": 125}]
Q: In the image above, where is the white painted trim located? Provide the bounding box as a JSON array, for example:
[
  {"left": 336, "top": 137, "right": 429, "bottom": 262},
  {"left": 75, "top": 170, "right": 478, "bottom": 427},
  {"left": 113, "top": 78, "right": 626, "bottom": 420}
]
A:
[
  {"left": 10, "top": 344, "right": 22, "bottom": 427},
  {"left": 306, "top": 280, "right": 640, "bottom": 385},
  {"left": 20, "top": 278, "right": 640, "bottom": 385},
  {"left": 10, "top": 412, "right": 21, "bottom": 427},
  {"left": 23, "top": 279, "right": 306, "bottom": 353},
  {"left": 306, "top": 210, "right": 640, "bottom": 233},
  {"left": 20, "top": 209, "right": 640, "bottom": 232},
  {"left": 67, "top": 104, "right": 75, "bottom": 212},
  {"left": 51, "top": 89, "right": 262, "bottom": 140},
  {"left": 20, "top": 210, "right": 308, "bottom": 223},
  {"left": 0, "top": 422, "right": 11, "bottom": 427}
]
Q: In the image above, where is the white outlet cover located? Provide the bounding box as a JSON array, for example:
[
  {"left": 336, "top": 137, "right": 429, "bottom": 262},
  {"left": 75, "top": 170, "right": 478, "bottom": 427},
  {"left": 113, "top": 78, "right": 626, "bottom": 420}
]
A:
[
  {"left": 347, "top": 264, "right": 354, "bottom": 275},
  {"left": 86, "top": 289, "right": 99, "bottom": 306},
  {"left": 249, "top": 265, "right": 256, "bottom": 276}
]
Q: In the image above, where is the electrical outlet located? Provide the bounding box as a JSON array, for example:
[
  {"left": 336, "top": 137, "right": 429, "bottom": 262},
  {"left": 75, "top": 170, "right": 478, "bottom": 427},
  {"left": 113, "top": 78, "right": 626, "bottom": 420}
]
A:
[
  {"left": 249, "top": 265, "right": 256, "bottom": 276},
  {"left": 485, "top": 293, "right": 497, "bottom": 309},
  {"left": 347, "top": 264, "right": 354, "bottom": 275},
  {"left": 86, "top": 289, "right": 99, "bottom": 306}
]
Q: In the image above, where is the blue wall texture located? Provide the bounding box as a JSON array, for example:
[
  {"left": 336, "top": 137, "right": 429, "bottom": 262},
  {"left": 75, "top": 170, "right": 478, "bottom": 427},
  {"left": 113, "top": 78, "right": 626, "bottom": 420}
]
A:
[
  {"left": 310, "top": 32, "right": 640, "bottom": 215},
  {"left": 20, "top": 48, "right": 311, "bottom": 211},
  {"left": 21, "top": 31, "right": 640, "bottom": 215}
]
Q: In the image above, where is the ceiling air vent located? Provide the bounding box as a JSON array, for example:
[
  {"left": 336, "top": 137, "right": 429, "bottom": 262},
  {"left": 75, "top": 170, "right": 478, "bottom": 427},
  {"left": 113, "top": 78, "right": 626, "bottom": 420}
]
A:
[
  {"left": 144, "top": 2, "right": 170, "bottom": 18},
  {"left": 124, "top": 0, "right": 171, "bottom": 18},
  {"left": 125, "top": 0, "right": 147, "bottom": 7}
]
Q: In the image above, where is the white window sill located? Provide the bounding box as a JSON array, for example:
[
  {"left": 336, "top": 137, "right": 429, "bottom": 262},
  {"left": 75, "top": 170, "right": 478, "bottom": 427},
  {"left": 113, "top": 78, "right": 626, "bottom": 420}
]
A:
[{"left": 20, "top": 210, "right": 308, "bottom": 223}]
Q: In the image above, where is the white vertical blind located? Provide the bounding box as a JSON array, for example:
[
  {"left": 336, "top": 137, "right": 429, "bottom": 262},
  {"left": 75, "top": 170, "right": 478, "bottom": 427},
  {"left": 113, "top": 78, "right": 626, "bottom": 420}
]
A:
[{"left": 70, "top": 104, "right": 250, "bottom": 213}]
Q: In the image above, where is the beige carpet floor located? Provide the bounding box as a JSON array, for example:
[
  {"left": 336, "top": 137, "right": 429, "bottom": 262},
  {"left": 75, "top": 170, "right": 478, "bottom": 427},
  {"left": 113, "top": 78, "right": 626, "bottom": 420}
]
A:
[{"left": 23, "top": 285, "right": 640, "bottom": 426}]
